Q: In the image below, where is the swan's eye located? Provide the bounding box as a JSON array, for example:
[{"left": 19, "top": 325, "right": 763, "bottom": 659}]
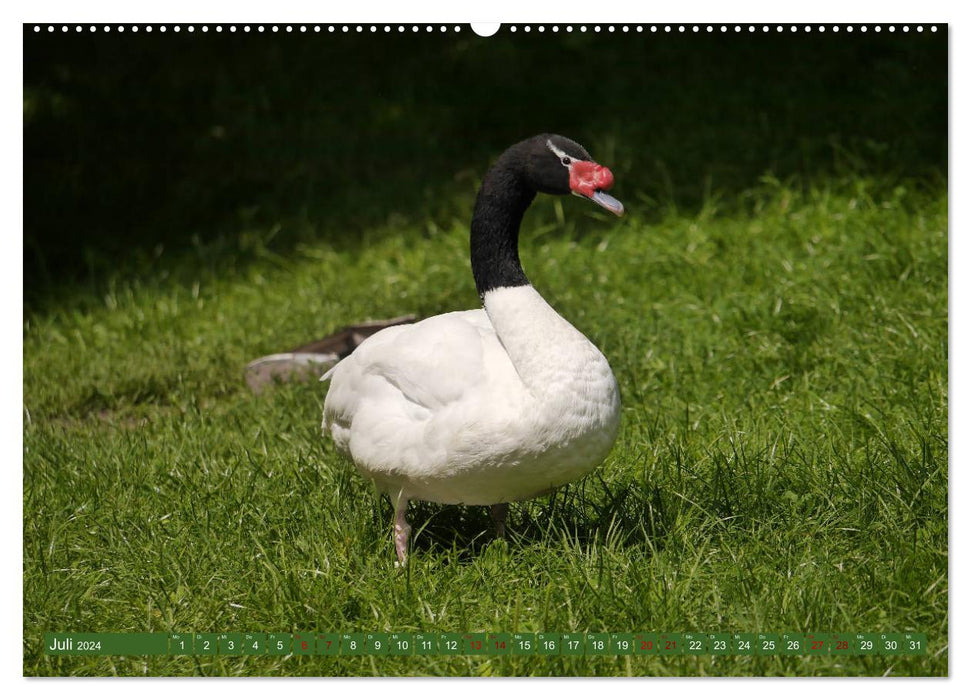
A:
[{"left": 561, "top": 157, "right": 571, "bottom": 166}]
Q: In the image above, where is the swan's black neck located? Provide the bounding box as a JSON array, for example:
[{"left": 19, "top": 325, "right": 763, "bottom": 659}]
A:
[{"left": 470, "top": 151, "right": 536, "bottom": 298}]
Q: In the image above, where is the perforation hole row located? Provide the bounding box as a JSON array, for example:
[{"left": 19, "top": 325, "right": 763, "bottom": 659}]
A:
[{"left": 32, "top": 24, "right": 940, "bottom": 34}]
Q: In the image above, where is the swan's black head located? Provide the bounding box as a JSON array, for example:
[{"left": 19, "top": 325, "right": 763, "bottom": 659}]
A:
[
  {"left": 516, "top": 133, "right": 624, "bottom": 216},
  {"left": 470, "top": 134, "right": 624, "bottom": 295}
]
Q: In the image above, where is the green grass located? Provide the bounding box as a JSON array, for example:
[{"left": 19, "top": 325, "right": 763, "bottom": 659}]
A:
[{"left": 23, "top": 168, "right": 947, "bottom": 676}]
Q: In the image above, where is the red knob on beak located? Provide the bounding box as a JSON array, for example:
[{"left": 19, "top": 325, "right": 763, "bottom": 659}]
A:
[
  {"left": 570, "top": 161, "right": 615, "bottom": 197},
  {"left": 594, "top": 165, "right": 614, "bottom": 191}
]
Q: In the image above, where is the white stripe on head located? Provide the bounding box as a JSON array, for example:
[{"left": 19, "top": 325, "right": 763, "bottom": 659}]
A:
[{"left": 546, "top": 139, "right": 575, "bottom": 167}]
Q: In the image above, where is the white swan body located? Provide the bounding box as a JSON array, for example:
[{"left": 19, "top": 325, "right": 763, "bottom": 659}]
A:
[
  {"left": 320, "top": 134, "right": 625, "bottom": 561},
  {"left": 323, "top": 285, "right": 620, "bottom": 505}
]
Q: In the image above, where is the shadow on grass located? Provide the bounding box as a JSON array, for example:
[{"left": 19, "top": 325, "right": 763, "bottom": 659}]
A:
[
  {"left": 25, "top": 27, "right": 946, "bottom": 315},
  {"left": 403, "top": 476, "right": 669, "bottom": 563}
]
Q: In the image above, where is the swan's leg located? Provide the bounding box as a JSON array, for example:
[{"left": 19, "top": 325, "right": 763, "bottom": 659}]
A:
[
  {"left": 490, "top": 502, "right": 510, "bottom": 538},
  {"left": 394, "top": 499, "right": 411, "bottom": 565}
]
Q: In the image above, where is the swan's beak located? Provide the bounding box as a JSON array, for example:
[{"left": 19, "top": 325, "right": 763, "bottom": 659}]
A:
[
  {"left": 570, "top": 161, "right": 624, "bottom": 216},
  {"left": 589, "top": 190, "right": 625, "bottom": 216}
]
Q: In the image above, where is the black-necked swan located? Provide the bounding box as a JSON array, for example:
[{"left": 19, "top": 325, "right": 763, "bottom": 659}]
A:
[{"left": 322, "top": 134, "right": 624, "bottom": 564}]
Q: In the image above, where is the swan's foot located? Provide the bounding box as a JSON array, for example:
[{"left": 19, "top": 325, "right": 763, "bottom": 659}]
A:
[
  {"left": 490, "top": 502, "right": 510, "bottom": 538},
  {"left": 394, "top": 500, "right": 411, "bottom": 566}
]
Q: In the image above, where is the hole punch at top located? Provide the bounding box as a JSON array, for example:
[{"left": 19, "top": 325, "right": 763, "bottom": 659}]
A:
[{"left": 471, "top": 23, "right": 500, "bottom": 37}]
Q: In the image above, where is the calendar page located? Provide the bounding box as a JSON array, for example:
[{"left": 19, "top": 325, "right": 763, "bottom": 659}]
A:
[{"left": 23, "top": 15, "right": 948, "bottom": 678}]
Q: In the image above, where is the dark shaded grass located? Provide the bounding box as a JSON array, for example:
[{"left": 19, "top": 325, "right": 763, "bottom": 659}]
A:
[{"left": 24, "top": 27, "right": 945, "bottom": 312}]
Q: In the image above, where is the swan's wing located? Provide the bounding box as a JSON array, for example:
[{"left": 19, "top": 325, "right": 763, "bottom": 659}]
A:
[
  {"left": 349, "top": 310, "right": 489, "bottom": 404},
  {"left": 322, "top": 310, "right": 499, "bottom": 440}
]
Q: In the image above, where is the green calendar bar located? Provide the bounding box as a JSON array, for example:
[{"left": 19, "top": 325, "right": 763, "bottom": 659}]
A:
[
  {"left": 829, "top": 633, "right": 853, "bottom": 656},
  {"left": 883, "top": 633, "right": 906, "bottom": 655},
  {"left": 708, "top": 633, "right": 731, "bottom": 656},
  {"left": 389, "top": 632, "right": 414, "bottom": 656},
  {"left": 611, "top": 633, "right": 634, "bottom": 655},
  {"left": 44, "top": 633, "right": 168, "bottom": 656},
  {"left": 683, "top": 632, "right": 706, "bottom": 655},
  {"left": 194, "top": 633, "right": 217, "bottom": 656},
  {"left": 561, "top": 633, "right": 584, "bottom": 656},
  {"left": 243, "top": 633, "right": 265, "bottom": 655},
  {"left": 42, "top": 631, "right": 931, "bottom": 656},
  {"left": 537, "top": 632, "right": 560, "bottom": 655},
  {"left": 316, "top": 633, "right": 340, "bottom": 656},
  {"left": 903, "top": 633, "right": 928, "bottom": 655},
  {"left": 512, "top": 632, "right": 536, "bottom": 655},
  {"left": 415, "top": 633, "right": 436, "bottom": 655},
  {"left": 733, "top": 633, "right": 757, "bottom": 655},
  {"left": 856, "top": 633, "right": 880, "bottom": 655},
  {"left": 803, "top": 633, "right": 827, "bottom": 656},
  {"left": 781, "top": 633, "right": 803, "bottom": 656},
  {"left": 658, "top": 633, "right": 682, "bottom": 656},
  {"left": 169, "top": 633, "right": 192, "bottom": 655},
  {"left": 585, "top": 633, "right": 610, "bottom": 656},
  {"left": 341, "top": 633, "right": 365, "bottom": 655},
  {"left": 488, "top": 633, "right": 512, "bottom": 655},
  {"left": 758, "top": 633, "right": 781, "bottom": 656},
  {"left": 293, "top": 631, "right": 313, "bottom": 655},
  {"left": 367, "top": 633, "right": 390, "bottom": 655},
  {"left": 635, "top": 632, "right": 659, "bottom": 654},
  {"left": 267, "top": 633, "right": 291, "bottom": 655},
  {"left": 464, "top": 632, "right": 487, "bottom": 655},
  {"left": 217, "top": 633, "right": 242, "bottom": 655},
  {"left": 439, "top": 633, "right": 462, "bottom": 655}
]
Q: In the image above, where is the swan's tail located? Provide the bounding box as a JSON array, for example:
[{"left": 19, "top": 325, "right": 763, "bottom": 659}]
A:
[
  {"left": 320, "top": 362, "right": 342, "bottom": 382},
  {"left": 245, "top": 314, "right": 417, "bottom": 392}
]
